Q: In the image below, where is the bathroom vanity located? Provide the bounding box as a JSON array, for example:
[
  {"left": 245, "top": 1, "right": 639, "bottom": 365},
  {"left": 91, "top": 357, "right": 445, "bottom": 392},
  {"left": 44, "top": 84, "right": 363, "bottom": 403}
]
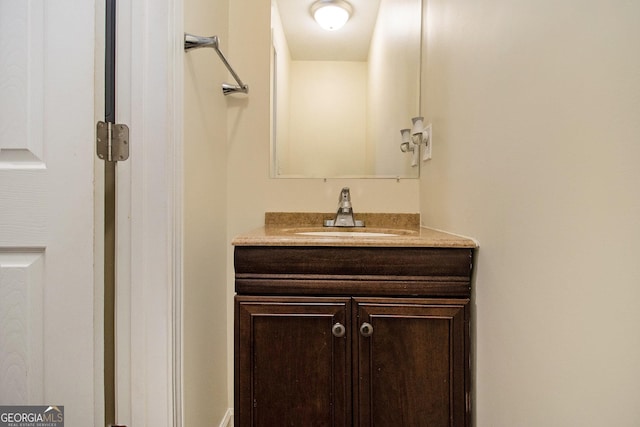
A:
[{"left": 233, "top": 213, "right": 476, "bottom": 426}]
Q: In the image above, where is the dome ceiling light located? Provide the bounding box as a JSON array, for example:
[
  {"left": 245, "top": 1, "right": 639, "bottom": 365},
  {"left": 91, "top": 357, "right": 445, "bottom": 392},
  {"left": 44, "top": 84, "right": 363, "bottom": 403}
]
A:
[{"left": 311, "top": 0, "right": 353, "bottom": 31}]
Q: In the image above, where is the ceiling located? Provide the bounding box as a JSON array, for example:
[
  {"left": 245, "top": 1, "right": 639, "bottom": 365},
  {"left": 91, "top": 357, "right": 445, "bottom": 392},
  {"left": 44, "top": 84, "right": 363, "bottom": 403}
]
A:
[{"left": 275, "top": 0, "right": 382, "bottom": 61}]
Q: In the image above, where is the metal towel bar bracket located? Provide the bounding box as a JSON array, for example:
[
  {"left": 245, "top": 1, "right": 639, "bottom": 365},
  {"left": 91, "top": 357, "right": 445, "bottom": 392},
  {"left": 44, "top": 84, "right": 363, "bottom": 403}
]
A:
[{"left": 184, "top": 33, "right": 249, "bottom": 96}]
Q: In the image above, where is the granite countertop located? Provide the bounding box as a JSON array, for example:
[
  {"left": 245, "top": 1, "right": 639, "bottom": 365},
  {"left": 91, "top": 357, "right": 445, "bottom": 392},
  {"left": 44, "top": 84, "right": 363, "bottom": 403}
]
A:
[{"left": 231, "top": 212, "right": 478, "bottom": 248}]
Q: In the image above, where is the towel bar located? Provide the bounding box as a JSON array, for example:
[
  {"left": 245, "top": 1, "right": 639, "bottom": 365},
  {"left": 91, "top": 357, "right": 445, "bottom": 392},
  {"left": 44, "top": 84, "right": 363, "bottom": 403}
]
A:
[{"left": 184, "top": 33, "right": 249, "bottom": 96}]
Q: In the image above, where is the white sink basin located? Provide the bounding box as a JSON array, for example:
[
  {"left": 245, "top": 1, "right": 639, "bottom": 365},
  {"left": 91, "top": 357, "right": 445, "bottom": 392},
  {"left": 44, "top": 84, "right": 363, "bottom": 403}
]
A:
[{"left": 295, "top": 231, "right": 400, "bottom": 237}]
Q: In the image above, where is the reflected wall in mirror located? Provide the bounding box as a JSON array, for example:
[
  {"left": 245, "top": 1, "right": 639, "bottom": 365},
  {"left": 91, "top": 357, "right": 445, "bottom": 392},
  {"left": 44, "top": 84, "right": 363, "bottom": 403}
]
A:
[{"left": 271, "top": 0, "right": 423, "bottom": 178}]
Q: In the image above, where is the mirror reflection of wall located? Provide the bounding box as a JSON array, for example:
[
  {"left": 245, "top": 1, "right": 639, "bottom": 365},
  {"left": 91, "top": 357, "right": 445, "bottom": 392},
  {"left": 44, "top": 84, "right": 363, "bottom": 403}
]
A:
[{"left": 271, "top": 0, "right": 422, "bottom": 178}]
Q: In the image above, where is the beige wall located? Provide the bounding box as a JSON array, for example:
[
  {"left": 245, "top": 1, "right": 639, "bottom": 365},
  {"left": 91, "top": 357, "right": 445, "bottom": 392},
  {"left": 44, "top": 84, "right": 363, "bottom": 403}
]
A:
[
  {"left": 367, "top": 0, "right": 422, "bottom": 176},
  {"left": 287, "top": 60, "right": 368, "bottom": 176},
  {"left": 420, "top": 0, "right": 640, "bottom": 425},
  {"left": 186, "top": 0, "right": 639, "bottom": 423},
  {"left": 183, "top": 0, "right": 230, "bottom": 424},
  {"left": 271, "top": 2, "right": 292, "bottom": 176}
]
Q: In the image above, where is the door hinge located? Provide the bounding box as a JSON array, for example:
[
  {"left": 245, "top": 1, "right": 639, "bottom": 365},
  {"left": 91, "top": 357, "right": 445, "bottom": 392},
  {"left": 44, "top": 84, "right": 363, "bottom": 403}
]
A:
[{"left": 97, "top": 121, "right": 129, "bottom": 162}]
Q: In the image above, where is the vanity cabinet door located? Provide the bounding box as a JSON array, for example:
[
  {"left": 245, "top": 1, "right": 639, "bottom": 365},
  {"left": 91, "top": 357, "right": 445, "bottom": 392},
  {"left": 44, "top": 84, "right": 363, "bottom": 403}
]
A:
[
  {"left": 235, "top": 296, "right": 351, "bottom": 427},
  {"left": 353, "top": 298, "right": 470, "bottom": 427}
]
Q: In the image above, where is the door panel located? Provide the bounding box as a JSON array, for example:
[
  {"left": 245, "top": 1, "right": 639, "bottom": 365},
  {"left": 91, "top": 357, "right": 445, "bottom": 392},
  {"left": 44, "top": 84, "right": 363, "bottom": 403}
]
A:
[
  {"left": 354, "top": 298, "right": 469, "bottom": 427},
  {"left": 236, "top": 296, "right": 351, "bottom": 427},
  {"left": 0, "top": 0, "right": 96, "bottom": 424},
  {"left": 0, "top": 0, "right": 44, "bottom": 170},
  {"left": 0, "top": 251, "right": 44, "bottom": 403}
]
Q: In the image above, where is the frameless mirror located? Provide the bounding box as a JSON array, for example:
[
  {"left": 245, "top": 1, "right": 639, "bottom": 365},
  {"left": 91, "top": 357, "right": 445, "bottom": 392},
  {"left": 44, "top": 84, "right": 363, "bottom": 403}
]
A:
[{"left": 271, "top": 0, "right": 423, "bottom": 178}]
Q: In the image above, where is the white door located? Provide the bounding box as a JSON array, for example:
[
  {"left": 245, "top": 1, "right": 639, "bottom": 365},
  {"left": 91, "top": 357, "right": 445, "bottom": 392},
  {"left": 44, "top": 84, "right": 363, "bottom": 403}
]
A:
[{"left": 0, "top": 0, "right": 98, "bottom": 425}]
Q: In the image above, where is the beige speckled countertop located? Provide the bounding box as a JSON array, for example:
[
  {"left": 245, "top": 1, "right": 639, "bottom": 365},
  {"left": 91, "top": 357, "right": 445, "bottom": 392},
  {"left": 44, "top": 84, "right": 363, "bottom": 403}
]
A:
[{"left": 231, "top": 213, "right": 478, "bottom": 248}]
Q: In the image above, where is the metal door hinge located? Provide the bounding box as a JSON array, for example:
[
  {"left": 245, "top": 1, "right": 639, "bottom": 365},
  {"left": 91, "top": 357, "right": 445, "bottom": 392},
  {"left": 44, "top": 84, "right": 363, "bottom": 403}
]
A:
[{"left": 97, "top": 121, "right": 129, "bottom": 162}]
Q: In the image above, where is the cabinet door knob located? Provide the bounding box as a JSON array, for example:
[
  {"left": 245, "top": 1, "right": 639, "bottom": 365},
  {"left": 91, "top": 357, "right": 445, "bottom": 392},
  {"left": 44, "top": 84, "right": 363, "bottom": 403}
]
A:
[
  {"left": 359, "top": 322, "right": 373, "bottom": 337},
  {"left": 332, "top": 322, "right": 346, "bottom": 338}
]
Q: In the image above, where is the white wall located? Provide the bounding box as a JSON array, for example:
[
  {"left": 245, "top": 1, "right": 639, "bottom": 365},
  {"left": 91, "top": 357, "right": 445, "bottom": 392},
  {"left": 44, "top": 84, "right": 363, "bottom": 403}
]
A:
[
  {"left": 183, "top": 0, "right": 230, "bottom": 424},
  {"left": 420, "top": 0, "right": 640, "bottom": 425}
]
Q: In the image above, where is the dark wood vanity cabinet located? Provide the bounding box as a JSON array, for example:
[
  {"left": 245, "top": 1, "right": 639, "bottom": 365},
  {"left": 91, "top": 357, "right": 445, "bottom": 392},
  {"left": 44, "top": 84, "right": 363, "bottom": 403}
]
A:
[{"left": 234, "top": 245, "right": 473, "bottom": 427}]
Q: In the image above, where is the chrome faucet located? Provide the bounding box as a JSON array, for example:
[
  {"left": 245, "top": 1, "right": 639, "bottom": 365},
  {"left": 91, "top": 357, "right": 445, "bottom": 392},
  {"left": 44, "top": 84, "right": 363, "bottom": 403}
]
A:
[{"left": 323, "top": 187, "right": 365, "bottom": 227}]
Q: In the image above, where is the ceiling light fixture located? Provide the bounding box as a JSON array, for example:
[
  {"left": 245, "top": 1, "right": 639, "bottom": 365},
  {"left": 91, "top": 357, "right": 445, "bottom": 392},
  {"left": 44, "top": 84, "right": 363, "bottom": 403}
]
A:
[{"left": 311, "top": 0, "right": 353, "bottom": 31}]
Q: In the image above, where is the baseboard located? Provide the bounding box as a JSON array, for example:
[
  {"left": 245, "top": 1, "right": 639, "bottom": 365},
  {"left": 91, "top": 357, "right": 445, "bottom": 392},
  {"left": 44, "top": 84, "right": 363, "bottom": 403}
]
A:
[{"left": 218, "top": 408, "right": 233, "bottom": 427}]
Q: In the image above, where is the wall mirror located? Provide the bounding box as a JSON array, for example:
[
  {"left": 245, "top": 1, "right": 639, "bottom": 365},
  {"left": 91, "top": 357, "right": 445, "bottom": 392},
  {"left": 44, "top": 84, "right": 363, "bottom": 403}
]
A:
[{"left": 271, "top": 0, "right": 423, "bottom": 178}]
